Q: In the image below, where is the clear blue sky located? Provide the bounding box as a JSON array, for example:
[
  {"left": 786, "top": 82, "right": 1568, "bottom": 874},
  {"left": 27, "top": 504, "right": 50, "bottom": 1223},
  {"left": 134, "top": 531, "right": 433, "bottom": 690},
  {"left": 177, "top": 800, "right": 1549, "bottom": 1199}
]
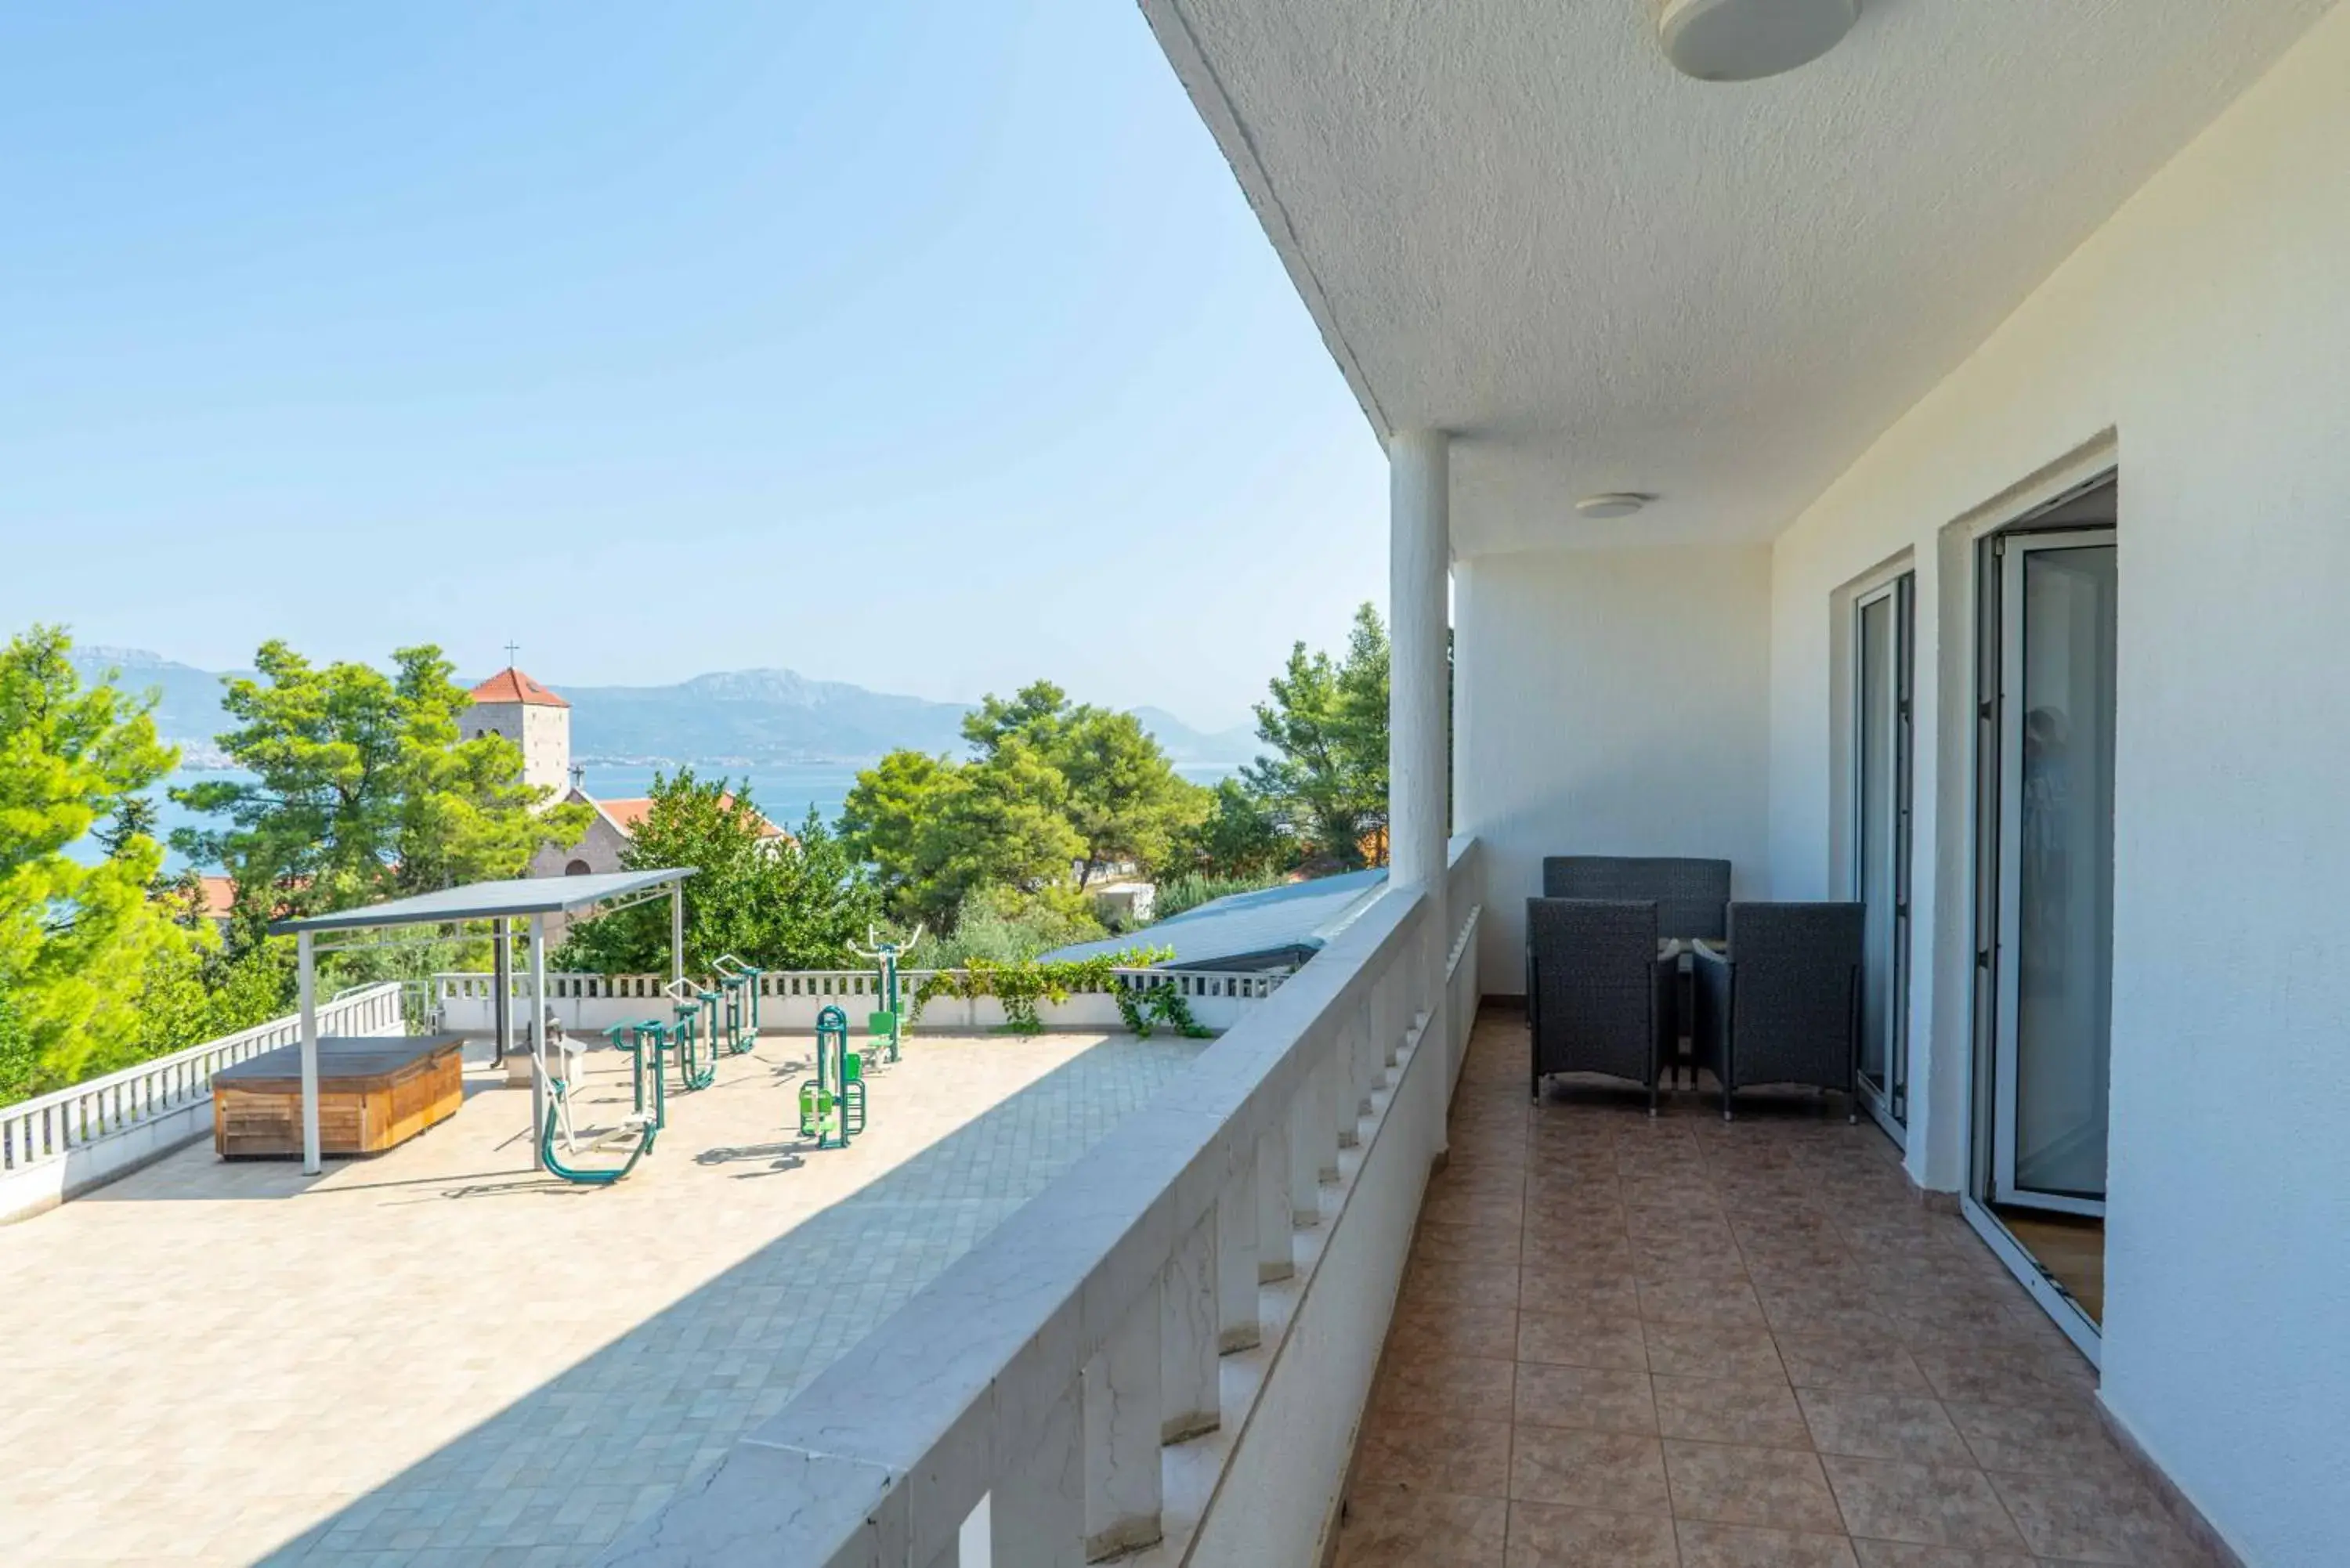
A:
[{"left": 0, "top": 2, "right": 1384, "bottom": 732}]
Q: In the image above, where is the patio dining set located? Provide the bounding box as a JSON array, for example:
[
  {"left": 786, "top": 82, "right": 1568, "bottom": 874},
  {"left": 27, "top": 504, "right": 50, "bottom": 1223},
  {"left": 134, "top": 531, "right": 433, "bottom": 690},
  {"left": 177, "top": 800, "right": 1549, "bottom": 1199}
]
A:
[{"left": 1526, "top": 855, "right": 1865, "bottom": 1119}]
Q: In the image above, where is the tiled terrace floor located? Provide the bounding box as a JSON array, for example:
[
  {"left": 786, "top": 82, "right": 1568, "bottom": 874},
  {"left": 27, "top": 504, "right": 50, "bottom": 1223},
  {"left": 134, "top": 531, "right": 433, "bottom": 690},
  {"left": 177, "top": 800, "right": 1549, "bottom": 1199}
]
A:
[
  {"left": 1339, "top": 1012, "right": 2215, "bottom": 1568},
  {"left": 0, "top": 1029, "right": 1208, "bottom": 1567}
]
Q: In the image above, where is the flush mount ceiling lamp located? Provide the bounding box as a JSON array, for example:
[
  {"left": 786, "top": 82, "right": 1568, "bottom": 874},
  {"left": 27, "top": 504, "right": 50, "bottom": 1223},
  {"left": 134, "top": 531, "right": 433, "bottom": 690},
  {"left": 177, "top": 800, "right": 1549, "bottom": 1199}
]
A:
[
  {"left": 1659, "top": 0, "right": 1860, "bottom": 82},
  {"left": 1576, "top": 493, "right": 1652, "bottom": 520}
]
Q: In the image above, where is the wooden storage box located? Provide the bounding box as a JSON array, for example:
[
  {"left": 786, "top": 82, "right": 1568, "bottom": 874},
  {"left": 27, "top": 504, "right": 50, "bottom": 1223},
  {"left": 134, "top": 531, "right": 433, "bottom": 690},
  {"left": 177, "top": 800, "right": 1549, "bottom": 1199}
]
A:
[{"left": 212, "top": 1035, "right": 465, "bottom": 1159}]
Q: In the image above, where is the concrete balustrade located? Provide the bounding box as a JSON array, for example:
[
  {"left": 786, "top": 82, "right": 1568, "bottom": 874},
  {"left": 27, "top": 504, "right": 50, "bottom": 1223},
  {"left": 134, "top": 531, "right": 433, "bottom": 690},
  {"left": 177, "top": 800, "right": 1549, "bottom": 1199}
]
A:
[{"left": 596, "top": 837, "right": 1483, "bottom": 1568}]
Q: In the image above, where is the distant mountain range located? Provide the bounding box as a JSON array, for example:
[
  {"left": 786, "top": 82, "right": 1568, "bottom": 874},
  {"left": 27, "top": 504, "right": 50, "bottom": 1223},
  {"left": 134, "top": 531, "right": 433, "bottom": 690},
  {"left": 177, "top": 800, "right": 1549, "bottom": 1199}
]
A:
[{"left": 68, "top": 648, "right": 1262, "bottom": 771}]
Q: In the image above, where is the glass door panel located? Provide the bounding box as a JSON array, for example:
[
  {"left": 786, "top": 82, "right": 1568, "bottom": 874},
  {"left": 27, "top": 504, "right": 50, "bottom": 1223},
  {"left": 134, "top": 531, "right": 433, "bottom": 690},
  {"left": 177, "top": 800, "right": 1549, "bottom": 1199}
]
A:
[
  {"left": 1994, "top": 536, "right": 2117, "bottom": 1214},
  {"left": 1853, "top": 576, "right": 1912, "bottom": 1132}
]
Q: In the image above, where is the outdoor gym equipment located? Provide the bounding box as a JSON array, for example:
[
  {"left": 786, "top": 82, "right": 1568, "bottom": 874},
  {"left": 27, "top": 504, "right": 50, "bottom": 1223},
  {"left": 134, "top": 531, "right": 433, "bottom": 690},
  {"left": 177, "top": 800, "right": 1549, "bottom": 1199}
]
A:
[
  {"left": 851, "top": 925, "right": 922, "bottom": 1066},
  {"left": 712, "top": 955, "right": 765, "bottom": 1056},
  {"left": 536, "top": 1017, "right": 665, "bottom": 1185},
  {"left": 663, "top": 980, "right": 718, "bottom": 1092},
  {"left": 797, "top": 1004, "right": 866, "bottom": 1151}
]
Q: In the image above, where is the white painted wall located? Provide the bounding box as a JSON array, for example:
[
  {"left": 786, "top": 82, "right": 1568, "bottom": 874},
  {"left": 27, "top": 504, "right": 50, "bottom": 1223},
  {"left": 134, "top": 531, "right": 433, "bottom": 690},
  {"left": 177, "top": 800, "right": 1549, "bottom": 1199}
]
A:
[
  {"left": 1763, "top": 12, "right": 2350, "bottom": 1561},
  {"left": 1455, "top": 544, "right": 1773, "bottom": 988}
]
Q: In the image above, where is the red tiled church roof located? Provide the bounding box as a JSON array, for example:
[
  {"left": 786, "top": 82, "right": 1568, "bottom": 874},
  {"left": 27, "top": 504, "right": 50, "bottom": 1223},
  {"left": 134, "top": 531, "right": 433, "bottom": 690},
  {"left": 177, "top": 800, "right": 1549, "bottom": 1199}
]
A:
[
  {"left": 466, "top": 667, "right": 569, "bottom": 708},
  {"left": 598, "top": 795, "right": 790, "bottom": 840}
]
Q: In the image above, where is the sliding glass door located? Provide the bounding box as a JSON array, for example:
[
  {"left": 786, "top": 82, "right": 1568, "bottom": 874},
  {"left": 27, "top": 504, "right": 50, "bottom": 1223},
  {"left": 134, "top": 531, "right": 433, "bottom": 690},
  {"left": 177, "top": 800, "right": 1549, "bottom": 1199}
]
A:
[
  {"left": 1853, "top": 574, "right": 1914, "bottom": 1136},
  {"left": 1987, "top": 531, "right": 2118, "bottom": 1216}
]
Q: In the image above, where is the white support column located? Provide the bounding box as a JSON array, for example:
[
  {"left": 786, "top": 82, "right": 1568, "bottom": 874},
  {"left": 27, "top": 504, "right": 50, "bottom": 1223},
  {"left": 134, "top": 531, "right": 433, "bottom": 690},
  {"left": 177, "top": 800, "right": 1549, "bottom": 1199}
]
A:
[
  {"left": 993, "top": 1382, "right": 1083, "bottom": 1568},
  {"left": 1083, "top": 1288, "right": 1163, "bottom": 1560},
  {"left": 1256, "top": 1125, "right": 1295, "bottom": 1282},
  {"left": 1316, "top": 1050, "right": 1343, "bottom": 1181},
  {"left": 529, "top": 913, "right": 549, "bottom": 1172},
  {"left": 670, "top": 884, "right": 685, "bottom": 990},
  {"left": 1391, "top": 428, "right": 1452, "bottom": 1144},
  {"left": 1287, "top": 1081, "right": 1322, "bottom": 1224},
  {"left": 1217, "top": 1151, "right": 1262, "bottom": 1350},
  {"left": 297, "top": 930, "right": 320, "bottom": 1176},
  {"left": 1159, "top": 1212, "right": 1220, "bottom": 1443}
]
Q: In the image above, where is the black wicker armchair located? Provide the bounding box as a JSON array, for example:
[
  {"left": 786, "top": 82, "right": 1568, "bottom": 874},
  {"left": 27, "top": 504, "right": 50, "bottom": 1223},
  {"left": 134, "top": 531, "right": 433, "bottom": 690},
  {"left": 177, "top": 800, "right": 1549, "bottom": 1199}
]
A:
[
  {"left": 1525, "top": 898, "right": 1675, "bottom": 1114},
  {"left": 1690, "top": 901, "right": 1865, "bottom": 1121},
  {"left": 1542, "top": 856, "right": 1731, "bottom": 942}
]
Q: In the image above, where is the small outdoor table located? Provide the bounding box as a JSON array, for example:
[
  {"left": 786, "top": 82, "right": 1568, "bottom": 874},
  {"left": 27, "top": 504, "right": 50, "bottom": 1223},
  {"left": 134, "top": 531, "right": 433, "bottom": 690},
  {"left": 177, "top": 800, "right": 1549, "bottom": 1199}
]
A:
[{"left": 212, "top": 1035, "right": 465, "bottom": 1159}]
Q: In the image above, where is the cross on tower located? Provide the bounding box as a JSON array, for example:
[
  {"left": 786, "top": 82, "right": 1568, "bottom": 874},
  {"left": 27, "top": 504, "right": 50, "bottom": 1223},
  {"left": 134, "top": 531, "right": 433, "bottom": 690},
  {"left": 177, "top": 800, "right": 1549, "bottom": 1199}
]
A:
[{"left": 504, "top": 640, "right": 521, "bottom": 668}]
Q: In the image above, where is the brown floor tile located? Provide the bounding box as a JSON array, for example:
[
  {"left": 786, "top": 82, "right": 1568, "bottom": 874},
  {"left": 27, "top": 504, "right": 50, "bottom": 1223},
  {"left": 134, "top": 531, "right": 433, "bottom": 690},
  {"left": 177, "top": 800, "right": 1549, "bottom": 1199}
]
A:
[
  {"left": 1423, "top": 1188, "right": 1527, "bottom": 1230},
  {"left": 1939, "top": 1399, "right": 2130, "bottom": 1476},
  {"left": 1907, "top": 1347, "right": 2095, "bottom": 1411},
  {"left": 1675, "top": 1519, "right": 1861, "bottom": 1567},
  {"left": 1518, "top": 1268, "right": 1640, "bottom": 1317},
  {"left": 1653, "top": 1375, "right": 1813, "bottom": 1449},
  {"left": 1354, "top": 1414, "right": 1513, "bottom": 1500},
  {"left": 1984, "top": 1467, "right": 2208, "bottom": 1566},
  {"left": 1774, "top": 1334, "right": 1935, "bottom": 1397},
  {"left": 1513, "top": 1364, "right": 1657, "bottom": 1435},
  {"left": 1637, "top": 1274, "right": 1767, "bottom": 1327},
  {"left": 1405, "top": 1260, "right": 1524, "bottom": 1312},
  {"left": 1503, "top": 1501, "right": 1679, "bottom": 1566},
  {"left": 1378, "top": 1353, "right": 1517, "bottom": 1422},
  {"left": 1662, "top": 1440, "right": 1846, "bottom": 1533},
  {"left": 1847, "top": 1544, "right": 2034, "bottom": 1568},
  {"left": 1819, "top": 1457, "right": 2027, "bottom": 1552},
  {"left": 1517, "top": 1308, "right": 1648, "bottom": 1371},
  {"left": 1337, "top": 1487, "right": 1509, "bottom": 1567},
  {"left": 1388, "top": 1301, "right": 1521, "bottom": 1364},
  {"left": 1796, "top": 1391, "right": 1975, "bottom": 1465},
  {"left": 1415, "top": 1219, "right": 1524, "bottom": 1266},
  {"left": 1509, "top": 1426, "right": 1671, "bottom": 1514},
  {"left": 1642, "top": 1321, "right": 1788, "bottom": 1382}
]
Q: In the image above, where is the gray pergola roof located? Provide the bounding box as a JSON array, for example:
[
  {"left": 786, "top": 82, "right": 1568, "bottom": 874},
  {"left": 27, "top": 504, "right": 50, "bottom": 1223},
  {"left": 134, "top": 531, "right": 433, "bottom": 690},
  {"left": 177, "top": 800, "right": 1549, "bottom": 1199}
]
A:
[{"left": 267, "top": 868, "right": 696, "bottom": 935}]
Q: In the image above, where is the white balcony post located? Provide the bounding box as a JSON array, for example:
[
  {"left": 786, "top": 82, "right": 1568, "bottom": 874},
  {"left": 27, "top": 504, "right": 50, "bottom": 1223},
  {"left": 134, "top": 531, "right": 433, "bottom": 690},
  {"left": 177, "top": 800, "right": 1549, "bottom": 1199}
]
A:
[
  {"left": 1256, "top": 1125, "right": 1296, "bottom": 1281},
  {"left": 1390, "top": 426, "right": 1452, "bottom": 1111},
  {"left": 1316, "top": 1050, "right": 1343, "bottom": 1181},
  {"left": 1217, "top": 1150, "right": 1262, "bottom": 1349},
  {"left": 1083, "top": 1287, "right": 1163, "bottom": 1560},
  {"left": 1288, "top": 1077, "right": 1325, "bottom": 1221},
  {"left": 994, "top": 1380, "right": 1083, "bottom": 1568},
  {"left": 1160, "top": 1211, "right": 1220, "bottom": 1443}
]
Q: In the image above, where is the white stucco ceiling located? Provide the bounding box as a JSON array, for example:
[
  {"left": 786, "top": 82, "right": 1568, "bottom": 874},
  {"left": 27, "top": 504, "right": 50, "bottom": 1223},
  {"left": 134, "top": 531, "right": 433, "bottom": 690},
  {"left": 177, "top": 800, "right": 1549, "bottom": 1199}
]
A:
[{"left": 1142, "top": 0, "right": 2335, "bottom": 555}]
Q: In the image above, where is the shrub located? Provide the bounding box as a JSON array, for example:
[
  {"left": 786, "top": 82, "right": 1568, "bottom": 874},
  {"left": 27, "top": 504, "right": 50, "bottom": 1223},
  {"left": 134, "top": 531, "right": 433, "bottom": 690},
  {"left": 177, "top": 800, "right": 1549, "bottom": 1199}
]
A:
[{"left": 1151, "top": 870, "right": 1290, "bottom": 923}]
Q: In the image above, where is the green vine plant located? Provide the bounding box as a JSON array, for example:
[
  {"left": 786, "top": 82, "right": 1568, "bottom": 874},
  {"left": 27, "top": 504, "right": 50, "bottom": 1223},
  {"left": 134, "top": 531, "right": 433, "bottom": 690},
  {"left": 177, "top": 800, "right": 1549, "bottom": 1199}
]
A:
[{"left": 906, "top": 946, "right": 1195, "bottom": 1036}]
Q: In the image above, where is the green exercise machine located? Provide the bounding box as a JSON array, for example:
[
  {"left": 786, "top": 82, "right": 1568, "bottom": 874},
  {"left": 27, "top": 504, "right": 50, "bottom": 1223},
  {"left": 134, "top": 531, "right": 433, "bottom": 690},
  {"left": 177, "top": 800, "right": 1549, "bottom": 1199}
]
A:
[
  {"left": 712, "top": 955, "right": 765, "bottom": 1056},
  {"left": 851, "top": 925, "right": 922, "bottom": 1066},
  {"left": 536, "top": 1018, "right": 666, "bottom": 1185},
  {"left": 797, "top": 1003, "right": 866, "bottom": 1150},
  {"left": 664, "top": 979, "right": 718, "bottom": 1092}
]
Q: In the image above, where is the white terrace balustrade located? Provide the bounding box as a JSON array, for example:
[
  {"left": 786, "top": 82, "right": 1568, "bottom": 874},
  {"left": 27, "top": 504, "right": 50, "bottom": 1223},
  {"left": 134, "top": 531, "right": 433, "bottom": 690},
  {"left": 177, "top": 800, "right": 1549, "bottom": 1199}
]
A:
[
  {"left": 433, "top": 966, "right": 1285, "bottom": 1038},
  {"left": 0, "top": 980, "right": 406, "bottom": 1223},
  {"left": 600, "top": 839, "right": 1481, "bottom": 1568}
]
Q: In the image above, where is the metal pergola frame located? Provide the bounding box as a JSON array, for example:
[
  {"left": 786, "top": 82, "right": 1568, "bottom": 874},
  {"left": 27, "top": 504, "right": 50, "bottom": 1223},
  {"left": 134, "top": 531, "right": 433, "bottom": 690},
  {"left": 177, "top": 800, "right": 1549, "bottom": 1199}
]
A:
[{"left": 268, "top": 869, "right": 696, "bottom": 1175}]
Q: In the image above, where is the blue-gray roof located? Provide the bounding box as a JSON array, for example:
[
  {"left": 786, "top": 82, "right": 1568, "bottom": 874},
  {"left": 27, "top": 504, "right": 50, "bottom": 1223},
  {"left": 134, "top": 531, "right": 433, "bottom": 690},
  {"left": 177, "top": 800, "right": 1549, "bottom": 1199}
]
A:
[
  {"left": 1048, "top": 869, "right": 1389, "bottom": 970},
  {"left": 269, "top": 868, "right": 695, "bottom": 934}
]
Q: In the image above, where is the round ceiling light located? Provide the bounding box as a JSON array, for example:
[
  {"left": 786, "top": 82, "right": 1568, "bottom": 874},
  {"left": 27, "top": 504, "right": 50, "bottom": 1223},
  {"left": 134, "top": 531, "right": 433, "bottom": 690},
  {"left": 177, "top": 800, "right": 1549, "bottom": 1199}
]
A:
[
  {"left": 1659, "top": 0, "right": 1860, "bottom": 82},
  {"left": 1575, "top": 493, "right": 1651, "bottom": 520}
]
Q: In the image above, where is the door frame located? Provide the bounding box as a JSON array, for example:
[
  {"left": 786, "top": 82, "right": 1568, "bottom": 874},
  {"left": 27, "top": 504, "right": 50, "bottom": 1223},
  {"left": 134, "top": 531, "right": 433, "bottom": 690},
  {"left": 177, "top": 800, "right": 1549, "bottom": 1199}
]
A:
[
  {"left": 1990, "top": 529, "right": 2117, "bottom": 1218},
  {"left": 1960, "top": 460, "right": 2117, "bottom": 1364},
  {"left": 1849, "top": 567, "right": 1915, "bottom": 1145}
]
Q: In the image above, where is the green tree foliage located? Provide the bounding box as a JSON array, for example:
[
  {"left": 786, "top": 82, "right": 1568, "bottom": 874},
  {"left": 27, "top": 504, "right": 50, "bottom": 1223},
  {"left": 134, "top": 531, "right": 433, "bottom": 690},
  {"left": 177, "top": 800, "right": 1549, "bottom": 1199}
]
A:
[
  {"left": 172, "top": 641, "right": 588, "bottom": 943},
  {"left": 559, "top": 770, "right": 881, "bottom": 974},
  {"left": 1173, "top": 776, "right": 1289, "bottom": 878},
  {"left": 920, "top": 884, "right": 1105, "bottom": 969},
  {"left": 846, "top": 681, "right": 1206, "bottom": 928},
  {"left": 0, "top": 627, "right": 201, "bottom": 1094},
  {"left": 1243, "top": 602, "right": 1390, "bottom": 869}
]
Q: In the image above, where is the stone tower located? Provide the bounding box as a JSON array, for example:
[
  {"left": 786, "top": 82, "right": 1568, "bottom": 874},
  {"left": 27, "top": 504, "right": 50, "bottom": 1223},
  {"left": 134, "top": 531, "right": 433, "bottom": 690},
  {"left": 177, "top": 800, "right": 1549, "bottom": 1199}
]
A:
[{"left": 463, "top": 667, "right": 571, "bottom": 799}]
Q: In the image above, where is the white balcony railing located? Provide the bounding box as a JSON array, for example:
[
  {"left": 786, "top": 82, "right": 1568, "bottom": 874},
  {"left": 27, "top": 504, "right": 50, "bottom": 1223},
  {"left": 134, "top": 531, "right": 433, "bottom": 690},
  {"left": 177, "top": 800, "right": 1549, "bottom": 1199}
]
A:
[
  {"left": 433, "top": 966, "right": 1283, "bottom": 1038},
  {"left": 598, "top": 838, "right": 1482, "bottom": 1567},
  {"left": 0, "top": 981, "right": 407, "bottom": 1223}
]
